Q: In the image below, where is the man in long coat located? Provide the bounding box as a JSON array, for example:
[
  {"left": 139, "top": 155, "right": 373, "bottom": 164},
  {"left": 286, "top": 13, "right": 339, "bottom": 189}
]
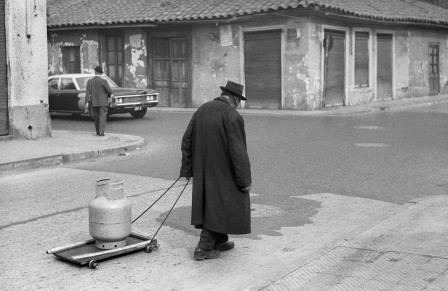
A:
[
  {"left": 85, "top": 65, "right": 112, "bottom": 136},
  {"left": 180, "top": 81, "right": 252, "bottom": 261}
]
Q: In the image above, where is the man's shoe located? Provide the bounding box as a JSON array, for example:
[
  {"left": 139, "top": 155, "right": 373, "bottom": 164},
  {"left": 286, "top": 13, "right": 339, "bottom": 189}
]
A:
[
  {"left": 99, "top": 133, "right": 105, "bottom": 136},
  {"left": 214, "top": 241, "right": 235, "bottom": 251},
  {"left": 194, "top": 247, "right": 219, "bottom": 260}
]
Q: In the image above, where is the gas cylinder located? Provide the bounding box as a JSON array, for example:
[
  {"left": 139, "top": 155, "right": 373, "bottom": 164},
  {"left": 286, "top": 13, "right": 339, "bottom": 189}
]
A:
[{"left": 89, "top": 178, "right": 132, "bottom": 249}]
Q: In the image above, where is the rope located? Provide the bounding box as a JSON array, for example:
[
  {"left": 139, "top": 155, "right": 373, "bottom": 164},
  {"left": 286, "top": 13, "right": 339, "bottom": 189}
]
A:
[
  {"left": 131, "top": 176, "right": 181, "bottom": 224},
  {"left": 150, "top": 178, "right": 189, "bottom": 242}
]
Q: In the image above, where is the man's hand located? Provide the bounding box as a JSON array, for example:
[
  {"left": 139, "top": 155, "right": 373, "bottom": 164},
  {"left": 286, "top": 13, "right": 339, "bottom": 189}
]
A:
[
  {"left": 241, "top": 184, "right": 251, "bottom": 192},
  {"left": 84, "top": 102, "right": 90, "bottom": 114}
]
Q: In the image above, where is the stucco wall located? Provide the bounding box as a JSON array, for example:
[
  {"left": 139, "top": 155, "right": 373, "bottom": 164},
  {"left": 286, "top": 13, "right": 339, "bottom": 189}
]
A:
[
  {"left": 46, "top": 15, "right": 448, "bottom": 112},
  {"left": 48, "top": 30, "right": 100, "bottom": 75},
  {"left": 407, "top": 29, "right": 448, "bottom": 97},
  {"left": 308, "top": 16, "right": 448, "bottom": 107},
  {"left": 7, "top": 0, "right": 50, "bottom": 139},
  {"left": 191, "top": 24, "right": 241, "bottom": 107},
  {"left": 283, "top": 18, "right": 320, "bottom": 110},
  {"left": 124, "top": 29, "right": 147, "bottom": 89},
  {"left": 394, "top": 30, "right": 411, "bottom": 99}
]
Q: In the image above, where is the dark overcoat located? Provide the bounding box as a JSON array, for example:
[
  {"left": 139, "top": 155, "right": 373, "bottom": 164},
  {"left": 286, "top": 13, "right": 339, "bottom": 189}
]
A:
[
  {"left": 180, "top": 97, "right": 252, "bottom": 234},
  {"left": 86, "top": 76, "right": 112, "bottom": 107}
]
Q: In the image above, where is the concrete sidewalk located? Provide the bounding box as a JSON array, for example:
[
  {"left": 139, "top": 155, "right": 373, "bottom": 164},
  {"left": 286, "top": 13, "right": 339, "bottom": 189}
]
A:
[
  {"left": 2, "top": 171, "right": 448, "bottom": 290},
  {"left": 0, "top": 130, "right": 144, "bottom": 172}
]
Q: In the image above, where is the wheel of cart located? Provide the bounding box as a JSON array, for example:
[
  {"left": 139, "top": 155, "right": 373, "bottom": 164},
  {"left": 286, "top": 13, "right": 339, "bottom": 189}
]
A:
[{"left": 88, "top": 260, "right": 99, "bottom": 269}]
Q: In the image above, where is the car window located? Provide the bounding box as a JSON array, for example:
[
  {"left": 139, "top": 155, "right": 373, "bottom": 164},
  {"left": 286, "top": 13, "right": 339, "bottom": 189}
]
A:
[
  {"left": 76, "top": 77, "right": 92, "bottom": 90},
  {"left": 48, "top": 79, "right": 59, "bottom": 90},
  {"left": 76, "top": 76, "right": 118, "bottom": 90},
  {"left": 102, "top": 76, "right": 119, "bottom": 88},
  {"left": 60, "top": 78, "right": 77, "bottom": 90}
]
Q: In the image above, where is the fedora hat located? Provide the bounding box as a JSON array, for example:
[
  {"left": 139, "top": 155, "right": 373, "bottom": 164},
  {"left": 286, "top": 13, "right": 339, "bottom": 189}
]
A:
[
  {"left": 220, "top": 81, "right": 246, "bottom": 100},
  {"left": 94, "top": 65, "right": 103, "bottom": 74}
]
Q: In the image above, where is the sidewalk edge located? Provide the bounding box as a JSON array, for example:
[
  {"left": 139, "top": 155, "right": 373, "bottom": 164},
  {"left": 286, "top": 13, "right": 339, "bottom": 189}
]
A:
[{"left": 0, "top": 140, "right": 144, "bottom": 173}]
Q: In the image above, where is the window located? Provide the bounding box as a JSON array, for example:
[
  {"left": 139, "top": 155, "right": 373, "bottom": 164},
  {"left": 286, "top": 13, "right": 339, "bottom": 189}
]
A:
[
  {"left": 354, "top": 32, "right": 369, "bottom": 87},
  {"left": 60, "top": 78, "right": 76, "bottom": 90},
  {"left": 76, "top": 76, "right": 118, "bottom": 90},
  {"left": 429, "top": 44, "right": 440, "bottom": 95},
  {"left": 48, "top": 79, "right": 59, "bottom": 90},
  {"left": 62, "top": 46, "right": 81, "bottom": 73},
  {"left": 106, "top": 35, "right": 124, "bottom": 86}
]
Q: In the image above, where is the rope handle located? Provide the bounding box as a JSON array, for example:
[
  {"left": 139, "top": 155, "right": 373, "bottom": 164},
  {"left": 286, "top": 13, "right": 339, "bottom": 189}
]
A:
[
  {"left": 150, "top": 178, "right": 189, "bottom": 242},
  {"left": 132, "top": 176, "right": 181, "bottom": 224}
]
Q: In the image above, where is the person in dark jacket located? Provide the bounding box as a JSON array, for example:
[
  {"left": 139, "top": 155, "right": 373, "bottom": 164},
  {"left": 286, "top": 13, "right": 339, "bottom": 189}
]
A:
[
  {"left": 180, "top": 81, "right": 252, "bottom": 260},
  {"left": 85, "top": 65, "right": 112, "bottom": 136}
]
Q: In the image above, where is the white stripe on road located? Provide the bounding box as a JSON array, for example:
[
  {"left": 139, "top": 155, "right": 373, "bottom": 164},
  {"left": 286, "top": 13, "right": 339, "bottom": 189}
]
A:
[{"left": 354, "top": 143, "right": 390, "bottom": 147}]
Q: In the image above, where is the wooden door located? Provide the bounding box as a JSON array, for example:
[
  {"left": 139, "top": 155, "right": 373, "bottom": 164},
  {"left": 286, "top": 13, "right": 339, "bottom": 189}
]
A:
[
  {"left": 153, "top": 38, "right": 189, "bottom": 107},
  {"left": 244, "top": 29, "right": 282, "bottom": 109},
  {"left": 62, "top": 46, "right": 81, "bottom": 73},
  {"left": 429, "top": 44, "right": 440, "bottom": 96},
  {"left": 0, "top": 0, "right": 7, "bottom": 135},
  {"left": 323, "top": 30, "right": 345, "bottom": 107},
  {"left": 106, "top": 35, "right": 124, "bottom": 87},
  {"left": 377, "top": 34, "right": 393, "bottom": 100}
]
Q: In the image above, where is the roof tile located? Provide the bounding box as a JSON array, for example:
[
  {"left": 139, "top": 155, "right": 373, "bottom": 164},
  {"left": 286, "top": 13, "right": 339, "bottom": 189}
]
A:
[{"left": 47, "top": 0, "right": 448, "bottom": 28}]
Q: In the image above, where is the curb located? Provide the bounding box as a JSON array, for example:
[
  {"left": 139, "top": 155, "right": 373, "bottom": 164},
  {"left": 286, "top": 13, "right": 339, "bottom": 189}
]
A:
[
  {"left": 0, "top": 142, "right": 143, "bottom": 173},
  {"left": 150, "top": 95, "right": 448, "bottom": 116}
]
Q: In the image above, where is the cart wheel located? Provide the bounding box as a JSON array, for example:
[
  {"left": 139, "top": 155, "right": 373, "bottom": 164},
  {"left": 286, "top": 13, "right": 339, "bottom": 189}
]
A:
[
  {"left": 88, "top": 260, "right": 99, "bottom": 269},
  {"left": 145, "top": 246, "right": 153, "bottom": 253}
]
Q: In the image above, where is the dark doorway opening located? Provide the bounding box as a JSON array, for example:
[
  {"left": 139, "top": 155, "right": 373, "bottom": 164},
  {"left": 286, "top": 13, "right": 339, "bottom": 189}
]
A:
[
  {"left": 377, "top": 34, "right": 393, "bottom": 100},
  {"left": 429, "top": 44, "right": 440, "bottom": 96},
  {"left": 106, "top": 35, "right": 124, "bottom": 86},
  {"left": 0, "top": 0, "right": 7, "bottom": 136},
  {"left": 323, "top": 30, "right": 345, "bottom": 107},
  {"left": 152, "top": 38, "right": 190, "bottom": 108},
  {"left": 244, "top": 29, "right": 282, "bottom": 109}
]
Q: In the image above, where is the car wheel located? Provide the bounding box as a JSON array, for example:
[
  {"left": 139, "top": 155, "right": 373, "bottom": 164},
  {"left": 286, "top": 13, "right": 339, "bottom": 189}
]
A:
[{"left": 130, "top": 107, "right": 147, "bottom": 119}]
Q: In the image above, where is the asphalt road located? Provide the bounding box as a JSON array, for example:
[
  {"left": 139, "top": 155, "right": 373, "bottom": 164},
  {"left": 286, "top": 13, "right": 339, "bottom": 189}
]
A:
[{"left": 51, "top": 104, "right": 448, "bottom": 208}]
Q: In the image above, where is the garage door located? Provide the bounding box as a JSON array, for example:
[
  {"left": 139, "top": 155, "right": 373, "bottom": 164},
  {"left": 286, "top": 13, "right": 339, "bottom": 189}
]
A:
[
  {"left": 0, "top": 1, "right": 7, "bottom": 136},
  {"left": 244, "top": 29, "right": 282, "bottom": 109}
]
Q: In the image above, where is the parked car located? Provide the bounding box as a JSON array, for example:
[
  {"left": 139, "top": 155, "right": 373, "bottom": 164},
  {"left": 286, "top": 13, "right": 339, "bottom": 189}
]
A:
[{"left": 48, "top": 74, "right": 159, "bottom": 118}]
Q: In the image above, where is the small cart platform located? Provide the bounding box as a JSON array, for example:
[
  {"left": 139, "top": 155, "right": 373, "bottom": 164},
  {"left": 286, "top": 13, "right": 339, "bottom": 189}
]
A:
[{"left": 46, "top": 232, "right": 159, "bottom": 269}]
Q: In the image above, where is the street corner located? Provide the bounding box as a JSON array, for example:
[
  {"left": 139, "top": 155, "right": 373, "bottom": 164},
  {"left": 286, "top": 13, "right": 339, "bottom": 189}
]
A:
[
  {"left": 262, "top": 194, "right": 448, "bottom": 291},
  {"left": 339, "top": 194, "right": 448, "bottom": 258},
  {"left": 52, "top": 130, "right": 144, "bottom": 144}
]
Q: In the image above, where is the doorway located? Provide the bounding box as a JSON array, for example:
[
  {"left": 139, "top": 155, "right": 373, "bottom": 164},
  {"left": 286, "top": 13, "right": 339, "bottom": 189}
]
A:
[
  {"left": 244, "top": 29, "right": 282, "bottom": 109},
  {"left": 323, "top": 30, "right": 346, "bottom": 107},
  {"left": 377, "top": 34, "right": 393, "bottom": 100},
  {"left": 429, "top": 44, "right": 440, "bottom": 96},
  {"left": 0, "top": 0, "right": 7, "bottom": 136},
  {"left": 152, "top": 38, "right": 190, "bottom": 108},
  {"left": 106, "top": 35, "right": 124, "bottom": 87}
]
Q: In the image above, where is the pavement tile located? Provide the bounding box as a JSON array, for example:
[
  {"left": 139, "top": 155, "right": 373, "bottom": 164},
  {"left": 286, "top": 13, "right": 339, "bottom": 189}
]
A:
[{"left": 359, "top": 279, "right": 395, "bottom": 290}]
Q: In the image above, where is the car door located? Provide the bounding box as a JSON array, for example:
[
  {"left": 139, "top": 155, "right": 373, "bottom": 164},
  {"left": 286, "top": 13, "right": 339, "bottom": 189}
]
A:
[
  {"left": 48, "top": 77, "right": 60, "bottom": 111},
  {"left": 59, "top": 77, "right": 81, "bottom": 112}
]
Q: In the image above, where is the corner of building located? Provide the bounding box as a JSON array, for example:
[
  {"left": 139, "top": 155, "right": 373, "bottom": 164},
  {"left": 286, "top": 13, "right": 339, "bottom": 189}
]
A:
[{"left": 5, "top": 0, "right": 51, "bottom": 139}]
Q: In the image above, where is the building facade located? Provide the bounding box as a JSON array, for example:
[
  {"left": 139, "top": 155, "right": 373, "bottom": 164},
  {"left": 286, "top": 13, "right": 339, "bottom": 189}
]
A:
[
  {"left": 47, "top": 0, "right": 448, "bottom": 111},
  {"left": 0, "top": 0, "right": 50, "bottom": 139}
]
